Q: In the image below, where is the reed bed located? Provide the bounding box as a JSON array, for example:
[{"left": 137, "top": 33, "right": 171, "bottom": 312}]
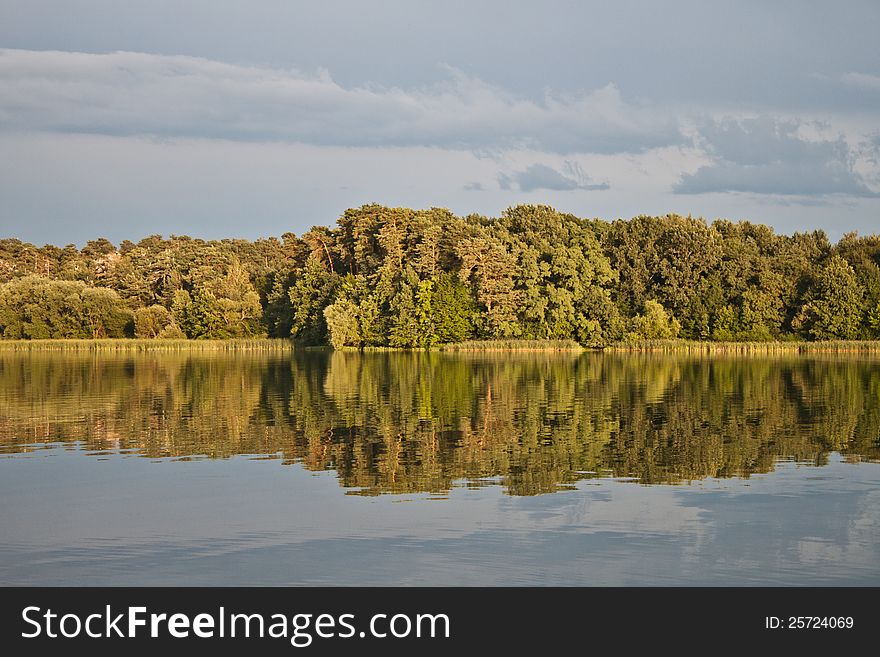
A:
[
  {"left": 0, "top": 338, "right": 294, "bottom": 352},
  {"left": 439, "top": 339, "right": 585, "bottom": 352},
  {"left": 3, "top": 337, "right": 880, "bottom": 355},
  {"left": 605, "top": 339, "right": 880, "bottom": 354}
]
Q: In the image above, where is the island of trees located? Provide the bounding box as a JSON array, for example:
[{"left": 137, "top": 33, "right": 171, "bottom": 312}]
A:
[{"left": 1, "top": 204, "right": 879, "bottom": 346}]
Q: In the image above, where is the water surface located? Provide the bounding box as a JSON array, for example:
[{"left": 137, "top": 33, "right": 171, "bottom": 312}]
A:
[{"left": 1, "top": 350, "right": 878, "bottom": 585}]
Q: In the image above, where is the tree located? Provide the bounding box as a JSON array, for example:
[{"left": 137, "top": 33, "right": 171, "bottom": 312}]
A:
[
  {"left": 172, "top": 288, "right": 223, "bottom": 339},
  {"left": 711, "top": 305, "right": 737, "bottom": 341},
  {"left": 868, "top": 301, "right": 880, "bottom": 338},
  {"left": 0, "top": 276, "right": 130, "bottom": 339},
  {"left": 794, "top": 255, "right": 866, "bottom": 340},
  {"left": 324, "top": 298, "right": 362, "bottom": 349},
  {"left": 211, "top": 260, "right": 264, "bottom": 337},
  {"left": 389, "top": 268, "right": 423, "bottom": 348},
  {"left": 432, "top": 273, "right": 475, "bottom": 343},
  {"left": 2, "top": 204, "right": 879, "bottom": 347},
  {"left": 456, "top": 234, "right": 521, "bottom": 338},
  {"left": 737, "top": 285, "right": 783, "bottom": 341},
  {"left": 604, "top": 214, "right": 719, "bottom": 333},
  {"left": 288, "top": 257, "right": 339, "bottom": 344},
  {"left": 495, "top": 205, "right": 618, "bottom": 345},
  {"left": 835, "top": 232, "right": 880, "bottom": 335},
  {"left": 81, "top": 287, "right": 131, "bottom": 338},
  {"left": 264, "top": 272, "right": 296, "bottom": 338},
  {"left": 628, "top": 300, "right": 681, "bottom": 341},
  {"left": 134, "top": 305, "right": 178, "bottom": 339},
  {"left": 389, "top": 269, "right": 440, "bottom": 348}
]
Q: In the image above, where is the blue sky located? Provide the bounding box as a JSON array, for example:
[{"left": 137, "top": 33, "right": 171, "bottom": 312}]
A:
[{"left": 1, "top": 0, "right": 878, "bottom": 244}]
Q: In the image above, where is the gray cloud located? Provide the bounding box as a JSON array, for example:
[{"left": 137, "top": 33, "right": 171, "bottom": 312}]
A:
[
  {"left": 841, "top": 72, "right": 880, "bottom": 91},
  {"left": 0, "top": 48, "right": 682, "bottom": 154},
  {"left": 463, "top": 182, "right": 484, "bottom": 191},
  {"left": 863, "top": 134, "right": 880, "bottom": 163},
  {"left": 676, "top": 117, "right": 879, "bottom": 198},
  {"left": 1, "top": 3, "right": 879, "bottom": 244},
  {"left": 498, "top": 162, "right": 609, "bottom": 192},
  {"left": 3, "top": 1, "right": 880, "bottom": 114}
]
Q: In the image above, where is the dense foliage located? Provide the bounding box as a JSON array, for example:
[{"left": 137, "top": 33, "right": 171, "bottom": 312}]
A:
[{"left": 2, "top": 205, "right": 879, "bottom": 344}]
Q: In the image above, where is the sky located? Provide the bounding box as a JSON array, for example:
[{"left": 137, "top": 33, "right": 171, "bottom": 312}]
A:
[{"left": 0, "top": 0, "right": 878, "bottom": 245}]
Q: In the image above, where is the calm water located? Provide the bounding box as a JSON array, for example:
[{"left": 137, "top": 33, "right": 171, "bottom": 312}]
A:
[{"left": 1, "top": 350, "right": 878, "bottom": 585}]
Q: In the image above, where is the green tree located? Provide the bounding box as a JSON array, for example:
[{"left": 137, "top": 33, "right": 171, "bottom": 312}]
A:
[
  {"left": 432, "top": 273, "right": 475, "bottom": 343},
  {"left": 211, "top": 260, "right": 264, "bottom": 337},
  {"left": 456, "top": 234, "right": 521, "bottom": 338},
  {"left": 324, "top": 298, "right": 362, "bottom": 349},
  {"left": 172, "top": 288, "right": 223, "bottom": 339},
  {"left": 389, "top": 270, "right": 441, "bottom": 348},
  {"left": 134, "top": 304, "right": 180, "bottom": 338},
  {"left": 868, "top": 301, "right": 880, "bottom": 338},
  {"left": 81, "top": 287, "right": 131, "bottom": 338},
  {"left": 3, "top": 203, "right": 880, "bottom": 348},
  {"left": 738, "top": 285, "right": 783, "bottom": 341},
  {"left": 0, "top": 276, "right": 130, "bottom": 339},
  {"left": 604, "top": 214, "right": 719, "bottom": 336},
  {"left": 835, "top": 232, "right": 880, "bottom": 335},
  {"left": 288, "top": 258, "right": 339, "bottom": 344},
  {"left": 795, "top": 255, "right": 866, "bottom": 340},
  {"left": 628, "top": 300, "right": 681, "bottom": 341},
  {"left": 389, "top": 268, "right": 423, "bottom": 348},
  {"left": 711, "top": 305, "right": 737, "bottom": 341},
  {"left": 496, "top": 205, "right": 618, "bottom": 345}
]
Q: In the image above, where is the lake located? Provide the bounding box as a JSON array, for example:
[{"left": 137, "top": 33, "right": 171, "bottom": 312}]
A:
[{"left": 1, "top": 350, "right": 878, "bottom": 585}]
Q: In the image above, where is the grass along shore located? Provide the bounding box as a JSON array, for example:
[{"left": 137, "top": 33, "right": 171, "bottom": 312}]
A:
[
  {"left": 1, "top": 337, "right": 880, "bottom": 353},
  {"left": 438, "top": 339, "right": 585, "bottom": 352},
  {"left": 0, "top": 338, "right": 294, "bottom": 352},
  {"left": 0, "top": 338, "right": 587, "bottom": 352},
  {"left": 604, "top": 339, "right": 880, "bottom": 353}
]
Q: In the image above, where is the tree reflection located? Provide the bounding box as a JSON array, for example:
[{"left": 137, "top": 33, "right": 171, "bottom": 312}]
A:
[{"left": 1, "top": 351, "right": 878, "bottom": 495}]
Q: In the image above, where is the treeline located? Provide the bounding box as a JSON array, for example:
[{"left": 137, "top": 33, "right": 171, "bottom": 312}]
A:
[{"left": 1, "top": 205, "right": 879, "bottom": 345}]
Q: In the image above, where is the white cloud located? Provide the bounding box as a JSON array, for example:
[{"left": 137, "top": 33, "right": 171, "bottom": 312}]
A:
[
  {"left": 840, "top": 72, "right": 880, "bottom": 91},
  {"left": 0, "top": 48, "right": 682, "bottom": 154},
  {"left": 1, "top": 48, "right": 879, "bottom": 243},
  {"left": 676, "top": 116, "right": 880, "bottom": 198}
]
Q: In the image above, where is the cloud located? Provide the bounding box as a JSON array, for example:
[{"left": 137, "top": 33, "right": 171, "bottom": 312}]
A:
[
  {"left": 0, "top": 48, "right": 682, "bottom": 154},
  {"left": 840, "top": 72, "right": 880, "bottom": 91},
  {"left": 0, "top": 132, "right": 507, "bottom": 244},
  {"left": 497, "top": 162, "right": 609, "bottom": 192},
  {"left": 862, "top": 133, "right": 880, "bottom": 162},
  {"left": 463, "top": 182, "right": 484, "bottom": 191},
  {"left": 675, "top": 116, "right": 880, "bottom": 198}
]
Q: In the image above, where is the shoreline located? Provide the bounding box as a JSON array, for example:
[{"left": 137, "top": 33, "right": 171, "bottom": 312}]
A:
[
  {"left": 604, "top": 339, "right": 880, "bottom": 353},
  {"left": 2, "top": 338, "right": 880, "bottom": 353},
  {"left": 0, "top": 338, "right": 294, "bottom": 351}
]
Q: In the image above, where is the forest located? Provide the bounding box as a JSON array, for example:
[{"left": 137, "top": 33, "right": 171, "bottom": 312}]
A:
[{"left": 1, "top": 204, "right": 879, "bottom": 346}]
